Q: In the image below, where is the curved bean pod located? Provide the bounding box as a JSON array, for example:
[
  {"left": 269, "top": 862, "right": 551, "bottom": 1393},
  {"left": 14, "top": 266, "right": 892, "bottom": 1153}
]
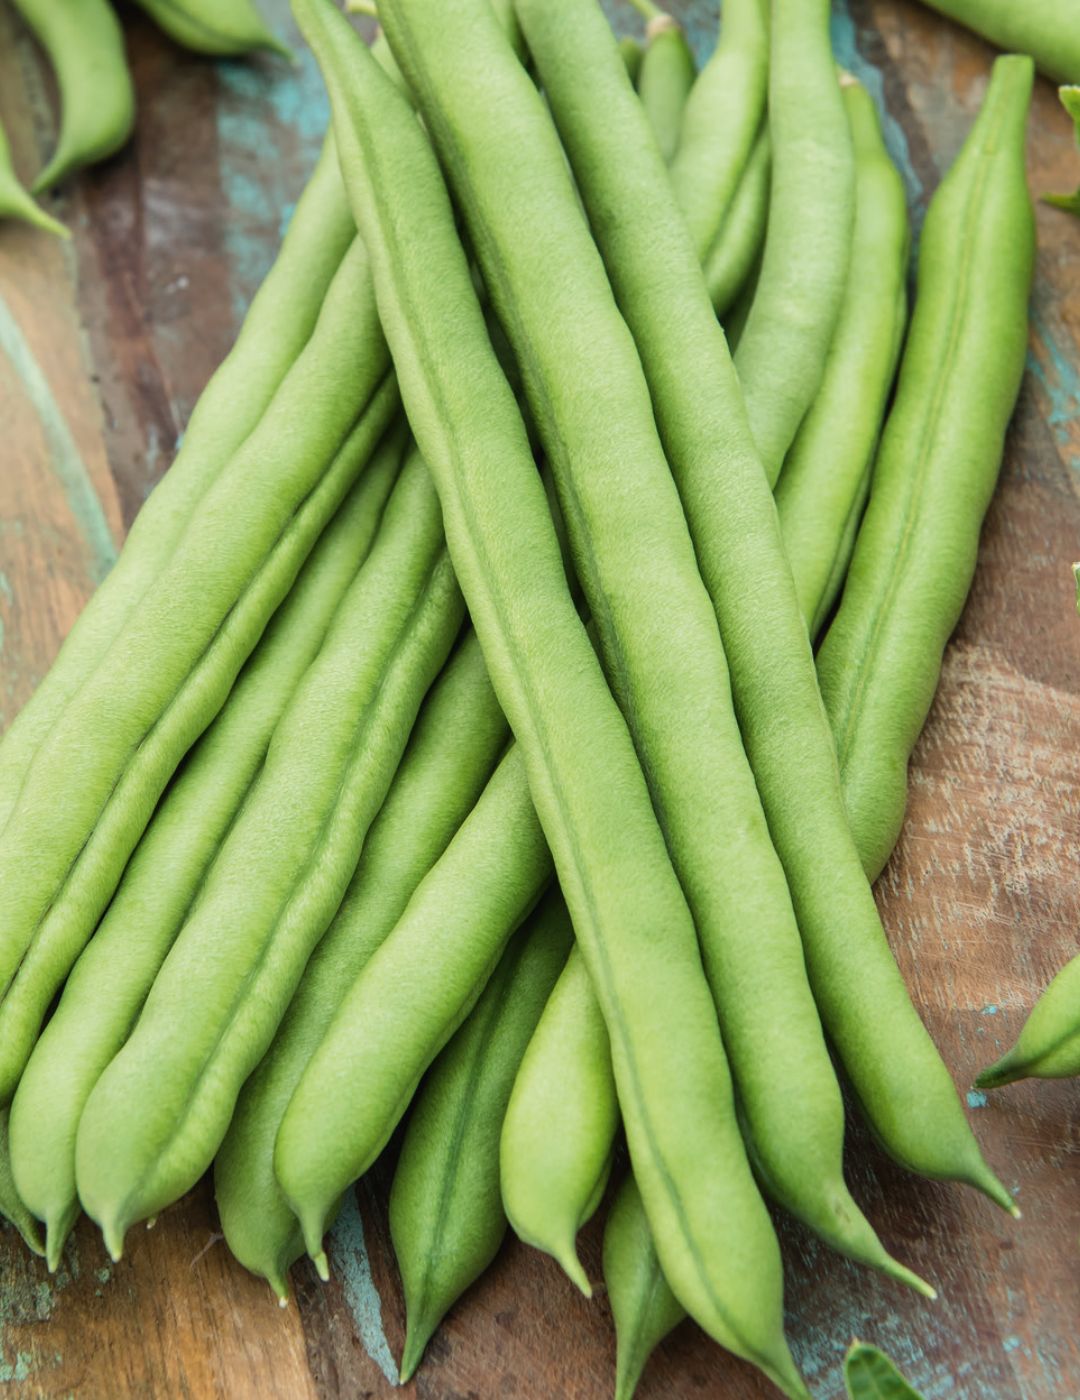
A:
[
  {"left": 0, "top": 237, "right": 394, "bottom": 1101},
  {"left": 500, "top": 944, "right": 618, "bottom": 1295},
  {"left": 12, "top": 0, "right": 135, "bottom": 193},
  {"left": 978, "top": 953, "right": 1080, "bottom": 1088},
  {"left": 515, "top": 0, "right": 1013, "bottom": 1215},
  {"left": 775, "top": 77, "right": 910, "bottom": 641},
  {"left": 289, "top": 7, "right": 798, "bottom": 1386},
  {"left": 274, "top": 741, "right": 554, "bottom": 1272},
  {"left": 702, "top": 122, "right": 770, "bottom": 317},
  {"left": 636, "top": 14, "right": 695, "bottom": 163},
  {"left": 391, "top": 888, "right": 572, "bottom": 1381},
  {"left": 0, "top": 1108, "right": 43, "bottom": 1257},
  {"left": 130, "top": 0, "right": 290, "bottom": 57},
  {"left": 669, "top": 0, "right": 768, "bottom": 259},
  {"left": 9, "top": 430, "right": 403, "bottom": 1270},
  {"left": 0, "top": 129, "right": 355, "bottom": 835},
  {"left": 817, "top": 56, "right": 1035, "bottom": 884},
  {"left": 618, "top": 35, "right": 643, "bottom": 83},
  {"left": 76, "top": 446, "right": 464, "bottom": 1258},
  {"left": 214, "top": 628, "right": 509, "bottom": 1300},
  {"left": 0, "top": 117, "right": 67, "bottom": 236},
  {"left": 355, "top": 1, "right": 804, "bottom": 1390},
  {"left": 603, "top": 1172, "right": 686, "bottom": 1400},
  {"left": 733, "top": 0, "right": 855, "bottom": 484},
  {"left": 919, "top": 0, "right": 1080, "bottom": 85}
]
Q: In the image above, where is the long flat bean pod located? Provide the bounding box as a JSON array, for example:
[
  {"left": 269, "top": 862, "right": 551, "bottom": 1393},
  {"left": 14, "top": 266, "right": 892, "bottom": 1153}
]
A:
[
  {"left": 517, "top": 0, "right": 1012, "bottom": 1214},
  {"left": 919, "top": 0, "right": 1080, "bottom": 85},
  {"left": 391, "top": 889, "right": 573, "bottom": 1381},
  {"left": 0, "top": 117, "right": 67, "bottom": 236},
  {"left": 669, "top": 0, "right": 768, "bottom": 260},
  {"left": 292, "top": 7, "right": 804, "bottom": 1394},
  {"left": 9, "top": 430, "right": 403, "bottom": 1270},
  {"left": 215, "top": 629, "right": 509, "bottom": 1300},
  {"left": 636, "top": 14, "right": 695, "bottom": 164},
  {"left": 733, "top": 0, "right": 855, "bottom": 483},
  {"left": 702, "top": 122, "right": 770, "bottom": 317},
  {"left": 13, "top": 0, "right": 135, "bottom": 193},
  {"left": 76, "top": 446, "right": 463, "bottom": 1258},
  {"left": 131, "top": 0, "right": 290, "bottom": 57},
  {"left": 500, "top": 945, "right": 618, "bottom": 1295},
  {"left": 604, "top": 1172, "right": 686, "bottom": 1400},
  {"left": 0, "top": 1108, "right": 43, "bottom": 1257},
  {"left": 0, "top": 239, "right": 395, "bottom": 1102},
  {"left": 775, "top": 78, "right": 910, "bottom": 641},
  {"left": 274, "top": 742, "right": 554, "bottom": 1271},
  {"left": 978, "top": 953, "right": 1080, "bottom": 1088},
  {"left": 0, "top": 129, "right": 355, "bottom": 836},
  {"left": 817, "top": 56, "right": 1035, "bottom": 884}
]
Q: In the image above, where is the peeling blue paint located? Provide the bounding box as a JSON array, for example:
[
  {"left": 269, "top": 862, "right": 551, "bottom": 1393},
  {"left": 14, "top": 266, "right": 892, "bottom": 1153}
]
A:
[
  {"left": 966, "top": 1089, "right": 988, "bottom": 1108},
  {"left": 328, "top": 1192, "right": 397, "bottom": 1386},
  {"left": 1028, "top": 307, "right": 1080, "bottom": 467}
]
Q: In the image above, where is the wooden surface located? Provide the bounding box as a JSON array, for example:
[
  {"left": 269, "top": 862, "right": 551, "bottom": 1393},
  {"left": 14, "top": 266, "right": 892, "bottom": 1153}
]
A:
[{"left": 1, "top": 1, "right": 1079, "bottom": 1397}]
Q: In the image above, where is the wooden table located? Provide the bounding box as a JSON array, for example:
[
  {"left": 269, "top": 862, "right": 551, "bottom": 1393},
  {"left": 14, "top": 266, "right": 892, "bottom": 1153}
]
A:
[{"left": 1, "top": 1, "right": 1078, "bottom": 1396}]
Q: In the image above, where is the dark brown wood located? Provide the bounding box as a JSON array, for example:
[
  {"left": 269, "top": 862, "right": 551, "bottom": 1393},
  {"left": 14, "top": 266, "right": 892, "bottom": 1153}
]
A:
[{"left": 1, "top": 1, "right": 1078, "bottom": 1397}]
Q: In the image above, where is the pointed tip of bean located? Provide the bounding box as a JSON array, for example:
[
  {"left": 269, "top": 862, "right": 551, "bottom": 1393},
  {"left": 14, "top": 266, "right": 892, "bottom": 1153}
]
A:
[
  {"left": 971, "top": 1162, "right": 1021, "bottom": 1218},
  {"left": 887, "top": 1258, "right": 938, "bottom": 1302},
  {"left": 269, "top": 1272, "right": 291, "bottom": 1306},
  {"left": 399, "top": 1318, "right": 435, "bottom": 1384},
  {"left": 45, "top": 1228, "right": 66, "bottom": 1274},
  {"left": 102, "top": 1221, "right": 126, "bottom": 1264},
  {"left": 313, "top": 1249, "right": 330, "bottom": 1283},
  {"left": 553, "top": 1243, "right": 593, "bottom": 1299},
  {"left": 975, "top": 1052, "right": 1024, "bottom": 1091}
]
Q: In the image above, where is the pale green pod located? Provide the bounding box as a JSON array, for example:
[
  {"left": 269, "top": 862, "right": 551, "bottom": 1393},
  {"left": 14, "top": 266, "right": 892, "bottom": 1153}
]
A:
[
  {"left": 0, "top": 116, "right": 67, "bottom": 236},
  {"left": 131, "top": 0, "right": 291, "bottom": 57},
  {"left": 702, "top": 123, "right": 770, "bottom": 317},
  {"left": 636, "top": 15, "right": 695, "bottom": 163},
  {"left": 978, "top": 952, "right": 1080, "bottom": 1089}
]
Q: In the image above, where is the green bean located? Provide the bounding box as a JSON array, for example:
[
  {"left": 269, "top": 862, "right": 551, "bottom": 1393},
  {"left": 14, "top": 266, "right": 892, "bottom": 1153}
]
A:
[
  {"left": 669, "top": 0, "right": 768, "bottom": 260},
  {"left": 130, "top": 0, "right": 291, "bottom": 57},
  {"left": 76, "top": 444, "right": 463, "bottom": 1259},
  {"left": 816, "top": 56, "right": 1035, "bottom": 886},
  {"left": 604, "top": 1172, "right": 686, "bottom": 1400},
  {"left": 0, "top": 1108, "right": 43, "bottom": 1258},
  {"left": 775, "top": 78, "right": 909, "bottom": 641},
  {"left": 0, "top": 237, "right": 395, "bottom": 1103},
  {"left": 215, "top": 628, "right": 509, "bottom": 1301},
  {"left": 978, "top": 952, "right": 1080, "bottom": 1088},
  {"left": 0, "top": 128, "right": 355, "bottom": 837},
  {"left": 636, "top": 14, "right": 696, "bottom": 164},
  {"left": 618, "top": 35, "right": 643, "bottom": 83},
  {"left": 290, "top": 7, "right": 806, "bottom": 1392},
  {"left": 11, "top": 0, "right": 135, "bottom": 193},
  {"left": 733, "top": 0, "right": 855, "bottom": 484},
  {"left": 1046, "top": 86, "right": 1080, "bottom": 215},
  {"left": 702, "top": 122, "right": 770, "bottom": 317},
  {"left": 500, "top": 945, "right": 617, "bottom": 1295},
  {"left": 274, "top": 741, "right": 553, "bottom": 1272},
  {"left": 8, "top": 431, "right": 403, "bottom": 1272},
  {"left": 844, "top": 1341, "right": 927, "bottom": 1400},
  {"left": 919, "top": 0, "right": 1080, "bottom": 85},
  {"left": 515, "top": 0, "right": 1013, "bottom": 1216},
  {"left": 0, "top": 116, "right": 67, "bottom": 237},
  {"left": 391, "top": 888, "right": 572, "bottom": 1381}
]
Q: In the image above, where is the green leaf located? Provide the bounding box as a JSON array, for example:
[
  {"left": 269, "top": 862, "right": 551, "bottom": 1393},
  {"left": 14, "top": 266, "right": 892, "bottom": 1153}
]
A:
[
  {"left": 1044, "top": 86, "right": 1080, "bottom": 215},
  {"left": 844, "top": 1342, "right": 929, "bottom": 1400}
]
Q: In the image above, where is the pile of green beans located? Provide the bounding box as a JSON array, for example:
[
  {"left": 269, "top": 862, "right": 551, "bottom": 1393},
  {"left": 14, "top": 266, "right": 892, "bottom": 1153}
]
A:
[{"left": 0, "top": 0, "right": 1050, "bottom": 1397}]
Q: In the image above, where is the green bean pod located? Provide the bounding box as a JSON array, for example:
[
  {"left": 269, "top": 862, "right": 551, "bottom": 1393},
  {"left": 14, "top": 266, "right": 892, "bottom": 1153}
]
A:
[
  {"left": 0, "top": 237, "right": 395, "bottom": 1102},
  {"left": 500, "top": 945, "right": 618, "bottom": 1295},
  {"left": 775, "top": 78, "right": 910, "bottom": 641},
  {"left": 636, "top": 15, "right": 695, "bottom": 164},
  {"left": 0, "top": 129, "right": 355, "bottom": 836},
  {"left": 130, "top": 0, "right": 290, "bottom": 57},
  {"left": 514, "top": 0, "right": 1013, "bottom": 1217},
  {"left": 919, "top": 0, "right": 1080, "bottom": 85},
  {"left": 618, "top": 35, "right": 643, "bottom": 83},
  {"left": 12, "top": 0, "right": 135, "bottom": 193},
  {"left": 978, "top": 952, "right": 1080, "bottom": 1088},
  {"left": 391, "top": 888, "right": 573, "bottom": 1381},
  {"left": 603, "top": 1172, "right": 686, "bottom": 1400},
  {"left": 288, "top": 7, "right": 802, "bottom": 1388},
  {"left": 0, "top": 1108, "right": 43, "bottom": 1257},
  {"left": 669, "top": 0, "right": 768, "bottom": 260},
  {"left": 345, "top": 1, "right": 804, "bottom": 1391},
  {"left": 0, "top": 116, "right": 67, "bottom": 236},
  {"left": 76, "top": 447, "right": 464, "bottom": 1259},
  {"left": 702, "top": 122, "right": 770, "bottom": 317},
  {"left": 816, "top": 55, "right": 1035, "bottom": 885},
  {"left": 214, "top": 628, "right": 509, "bottom": 1301},
  {"left": 8, "top": 431, "right": 403, "bottom": 1271},
  {"left": 274, "top": 741, "right": 554, "bottom": 1273},
  {"left": 733, "top": 0, "right": 855, "bottom": 484}
]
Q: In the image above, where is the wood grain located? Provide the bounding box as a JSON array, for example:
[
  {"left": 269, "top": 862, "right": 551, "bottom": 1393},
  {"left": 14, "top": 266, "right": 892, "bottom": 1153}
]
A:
[{"left": 1, "top": 1, "right": 1079, "bottom": 1397}]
